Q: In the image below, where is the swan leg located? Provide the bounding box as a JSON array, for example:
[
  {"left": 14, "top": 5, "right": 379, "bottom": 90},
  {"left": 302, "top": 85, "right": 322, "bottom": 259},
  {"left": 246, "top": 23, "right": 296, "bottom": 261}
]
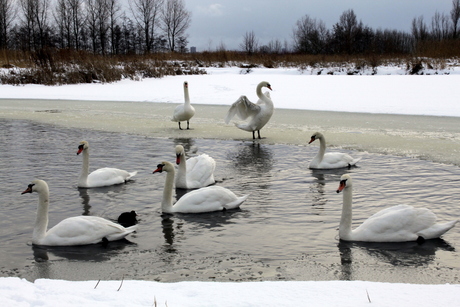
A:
[
  {"left": 178, "top": 122, "right": 183, "bottom": 130},
  {"left": 257, "top": 130, "right": 261, "bottom": 139},
  {"left": 187, "top": 120, "right": 190, "bottom": 129},
  {"left": 252, "top": 131, "right": 256, "bottom": 139}
]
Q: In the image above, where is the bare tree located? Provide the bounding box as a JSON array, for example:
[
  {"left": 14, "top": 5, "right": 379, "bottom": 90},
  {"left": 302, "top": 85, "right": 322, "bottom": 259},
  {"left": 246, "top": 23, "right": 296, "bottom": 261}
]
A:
[
  {"left": 451, "top": 0, "right": 460, "bottom": 38},
  {"left": 54, "top": 0, "right": 72, "bottom": 48},
  {"left": 293, "top": 14, "right": 328, "bottom": 54},
  {"left": 0, "top": 0, "right": 17, "bottom": 49},
  {"left": 161, "top": 0, "right": 191, "bottom": 52},
  {"left": 411, "top": 15, "right": 429, "bottom": 41},
  {"left": 19, "top": 0, "right": 51, "bottom": 50},
  {"left": 106, "top": 0, "right": 121, "bottom": 54},
  {"left": 239, "top": 30, "right": 258, "bottom": 55},
  {"left": 130, "top": 0, "right": 163, "bottom": 53},
  {"left": 86, "top": 0, "right": 110, "bottom": 54},
  {"left": 431, "top": 11, "right": 450, "bottom": 40}
]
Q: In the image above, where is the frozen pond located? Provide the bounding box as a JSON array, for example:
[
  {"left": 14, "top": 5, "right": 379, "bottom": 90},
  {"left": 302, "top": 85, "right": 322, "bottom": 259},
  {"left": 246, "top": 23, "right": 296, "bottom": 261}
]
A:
[{"left": 0, "top": 118, "right": 459, "bottom": 283}]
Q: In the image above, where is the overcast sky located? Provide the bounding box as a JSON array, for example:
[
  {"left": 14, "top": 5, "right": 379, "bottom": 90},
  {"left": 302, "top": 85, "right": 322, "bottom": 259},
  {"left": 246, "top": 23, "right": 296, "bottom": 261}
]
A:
[{"left": 182, "top": 0, "right": 455, "bottom": 51}]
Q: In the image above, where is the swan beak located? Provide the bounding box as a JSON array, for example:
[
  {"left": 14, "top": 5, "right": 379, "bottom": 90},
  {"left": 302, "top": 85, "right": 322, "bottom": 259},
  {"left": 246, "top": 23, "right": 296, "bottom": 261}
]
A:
[
  {"left": 76, "top": 145, "right": 84, "bottom": 155},
  {"left": 176, "top": 155, "right": 181, "bottom": 165},
  {"left": 308, "top": 137, "right": 315, "bottom": 144},
  {"left": 21, "top": 186, "right": 32, "bottom": 194},
  {"left": 153, "top": 168, "right": 162, "bottom": 174},
  {"left": 336, "top": 180, "right": 346, "bottom": 193},
  {"left": 267, "top": 85, "right": 272, "bottom": 91}
]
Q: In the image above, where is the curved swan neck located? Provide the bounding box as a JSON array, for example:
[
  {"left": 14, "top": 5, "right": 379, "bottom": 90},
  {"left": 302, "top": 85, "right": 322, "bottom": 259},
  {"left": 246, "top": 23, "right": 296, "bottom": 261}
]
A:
[
  {"left": 34, "top": 187, "right": 50, "bottom": 242},
  {"left": 256, "top": 83, "right": 272, "bottom": 105},
  {"left": 339, "top": 186, "right": 353, "bottom": 239},
  {"left": 162, "top": 168, "right": 176, "bottom": 213},
  {"left": 79, "top": 149, "right": 90, "bottom": 186}
]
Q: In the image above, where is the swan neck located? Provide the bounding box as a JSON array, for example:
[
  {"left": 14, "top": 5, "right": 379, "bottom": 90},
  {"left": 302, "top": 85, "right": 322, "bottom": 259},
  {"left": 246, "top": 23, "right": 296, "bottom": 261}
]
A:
[
  {"left": 162, "top": 169, "right": 176, "bottom": 213},
  {"left": 339, "top": 187, "right": 353, "bottom": 239},
  {"left": 79, "top": 149, "right": 90, "bottom": 186},
  {"left": 175, "top": 153, "right": 187, "bottom": 187},
  {"left": 34, "top": 188, "right": 49, "bottom": 242},
  {"left": 256, "top": 83, "right": 272, "bottom": 106},
  {"left": 184, "top": 86, "right": 190, "bottom": 105}
]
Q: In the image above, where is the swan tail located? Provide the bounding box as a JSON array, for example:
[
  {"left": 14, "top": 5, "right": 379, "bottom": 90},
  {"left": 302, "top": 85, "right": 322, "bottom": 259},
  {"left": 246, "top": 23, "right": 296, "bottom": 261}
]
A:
[
  {"left": 127, "top": 171, "right": 138, "bottom": 180},
  {"left": 224, "top": 194, "right": 249, "bottom": 210},
  {"left": 350, "top": 157, "right": 362, "bottom": 166},
  {"left": 418, "top": 220, "right": 458, "bottom": 239}
]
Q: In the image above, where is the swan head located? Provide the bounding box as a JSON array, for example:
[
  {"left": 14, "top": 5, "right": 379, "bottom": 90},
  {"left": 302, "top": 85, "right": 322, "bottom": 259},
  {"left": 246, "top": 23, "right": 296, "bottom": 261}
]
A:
[
  {"left": 308, "top": 132, "right": 324, "bottom": 144},
  {"left": 77, "top": 141, "right": 89, "bottom": 155},
  {"left": 260, "top": 81, "right": 272, "bottom": 91},
  {"left": 175, "top": 145, "right": 185, "bottom": 164},
  {"left": 153, "top": 161, "right": 175, "bottom": 174},
  {"left": 21, "top": 179, "right": 48, "bottom": 195},
  {"left": 184, "top": 81, "right": 188, "bottom": 88},
  {"left": 337, "top": 174, "right": 352, "bottom": 193}
]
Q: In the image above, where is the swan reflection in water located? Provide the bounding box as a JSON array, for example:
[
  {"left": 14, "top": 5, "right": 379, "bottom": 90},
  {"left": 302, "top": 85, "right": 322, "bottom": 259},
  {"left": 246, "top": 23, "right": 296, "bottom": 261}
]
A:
[
  {"left": 309, "top": 168, "right": 351, "bottom": 208},
  {"left": 337, "top": 239, "right": 455, "bottom": 280},
  {"left": 228, "top": 142, "right": 274, "bottom": 174}
]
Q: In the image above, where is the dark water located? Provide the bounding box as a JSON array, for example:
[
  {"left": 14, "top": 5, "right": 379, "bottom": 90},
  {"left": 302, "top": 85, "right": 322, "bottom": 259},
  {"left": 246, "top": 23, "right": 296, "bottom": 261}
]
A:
[{"left": 1, "top": 119, "right": 459, "bottom": 283}]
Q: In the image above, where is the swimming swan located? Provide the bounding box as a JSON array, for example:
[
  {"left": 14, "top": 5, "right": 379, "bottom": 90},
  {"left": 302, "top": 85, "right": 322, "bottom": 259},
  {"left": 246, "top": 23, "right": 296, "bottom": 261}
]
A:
[
  {"left": 77, "top": 141, "right": 137, "bottom": 188},
  {"left": 22, "top": 179, "right": 138, "bottom": 246},
  {"left": 175, "top": 145, "right": 216, "bottom": 189},
  {"left": 308, "top": 132, "right": 361, "bottom": 169},
  {"left": 172, "top": 81, "right": 195, "bottom": 129},
  {"left": 225, "top": 81, "right": 273, "bottom": 139},
  {"left": 336, "top": 174, "right": 458, "bottom": 242},
  {"left": 153, "top": 161, "right": 248, "bottom": 213}
]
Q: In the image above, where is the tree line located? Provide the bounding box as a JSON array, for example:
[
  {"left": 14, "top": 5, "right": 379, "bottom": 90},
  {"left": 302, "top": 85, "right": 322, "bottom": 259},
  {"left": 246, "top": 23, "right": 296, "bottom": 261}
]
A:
[
  {"left": 244, "top": 0, "right": 460, "bottom": 56},
  {"left": 0, "top": 0, "right": 191, "bottom": 54}
]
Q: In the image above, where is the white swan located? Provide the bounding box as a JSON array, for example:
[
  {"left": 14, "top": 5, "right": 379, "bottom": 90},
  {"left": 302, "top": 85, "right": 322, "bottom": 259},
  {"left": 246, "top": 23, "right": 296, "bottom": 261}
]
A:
[
  {"left": 171, "top": 81, "right": 195, "bottom": 130},
  {"left": 21, "top": 179, "right": 138, "bottom": 246},
  {"left": 77, "top": 141, "right": 137, "bottom": 188},
  {"left": 225, "top": 81, "right": 273, "bottom": 139},
  {"left": 336, "top": 174, "right": 458, "bottom": 242},
  {"left": 308, "top": 132, "right": 361, "bottom": 169},
  {"left": 175, "top": 145, "right": 216, "bottom": 189},
  {"left": 153, "top": 161, "right": 248, "bottom": 213}
]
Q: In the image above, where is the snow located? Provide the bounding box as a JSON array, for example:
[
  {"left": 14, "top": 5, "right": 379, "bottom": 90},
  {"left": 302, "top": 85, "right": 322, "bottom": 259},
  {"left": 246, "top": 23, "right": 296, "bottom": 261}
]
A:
[{"left": 1, "top": 64, "right": 460, "bottom": 306}]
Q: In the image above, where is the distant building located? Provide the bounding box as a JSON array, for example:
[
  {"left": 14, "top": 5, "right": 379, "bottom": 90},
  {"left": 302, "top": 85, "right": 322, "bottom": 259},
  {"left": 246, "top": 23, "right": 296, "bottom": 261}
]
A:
[{"left": 190, "top": 46, "right": 197, "bottom": 53}]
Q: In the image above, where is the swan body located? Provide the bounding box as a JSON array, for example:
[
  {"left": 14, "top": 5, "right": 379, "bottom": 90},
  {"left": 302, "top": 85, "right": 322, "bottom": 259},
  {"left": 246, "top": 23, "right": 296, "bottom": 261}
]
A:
[
  {"left": 153, "top": 161, "right": 248, "bottom": 214},
  {"left": 308, "top": 132, "right": 361, "bottom": 169},
  {"left": 77, "top": 141, "right": 137, "bottom": 188},
  {"left": 175, "top": 145, "right": 216, "bottom": 189},
  {"left": 172, "top": 81, "right": 195, "bottom": 129},
  {"left": 225, "top": 81, "right": 273, "bottom": 139},
  {"left": 22, "top": 180, "right": 138, "bottom": 246},
  {"left": 336, "top": 174, "right": 458, "bottom": 242}
]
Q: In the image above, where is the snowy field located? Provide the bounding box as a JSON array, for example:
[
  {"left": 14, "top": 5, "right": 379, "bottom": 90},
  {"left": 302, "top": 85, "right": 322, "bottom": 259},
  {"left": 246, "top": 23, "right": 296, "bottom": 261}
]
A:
[{"left": 1, "top": 64, "right": 460, "bottom": 306}]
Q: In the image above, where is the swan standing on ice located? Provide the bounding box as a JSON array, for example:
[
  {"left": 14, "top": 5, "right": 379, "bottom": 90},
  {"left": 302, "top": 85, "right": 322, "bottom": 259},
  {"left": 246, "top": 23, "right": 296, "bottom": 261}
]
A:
[
  {"left": 336, "top": 174, "right": 458, "bottom": 242},
  {"left": 175, "top": 145, "right": 216, "bottom": 189},
  {"left": 225, "top": 81, "right": 273, "bottom": 139},
  {"left": 77, "top": 141, "right": 137, "bottom": 188},
  {"left": 153, "top": 161, "right": 248, "bottom": 214},
  {"left": 308, "top": 132, "right": 361, "bottom": 169},
  {"left": 21, "top": 179, "right": 138, "bottom": 246},
  {"left": 172, "top": 81, "right": 195, "bottom": 130}
]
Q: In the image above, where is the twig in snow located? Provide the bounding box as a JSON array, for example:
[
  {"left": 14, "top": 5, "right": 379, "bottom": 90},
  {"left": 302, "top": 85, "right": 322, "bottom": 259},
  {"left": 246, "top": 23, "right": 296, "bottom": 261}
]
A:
[
  {"left": 366, "top": 289, "right": 372, "bottom": 303},
  {"left": 117, "top": 275, "right": 124, "bottom": 291},
  {"left": 94, "top": 279, "right": 101, "bottom": 289}
]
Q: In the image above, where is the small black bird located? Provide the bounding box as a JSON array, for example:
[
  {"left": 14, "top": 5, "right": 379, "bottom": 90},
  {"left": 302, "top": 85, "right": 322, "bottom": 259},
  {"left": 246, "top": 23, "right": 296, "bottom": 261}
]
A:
[{"left": 117, "top": 210, "right": 138, "bottom": 227}]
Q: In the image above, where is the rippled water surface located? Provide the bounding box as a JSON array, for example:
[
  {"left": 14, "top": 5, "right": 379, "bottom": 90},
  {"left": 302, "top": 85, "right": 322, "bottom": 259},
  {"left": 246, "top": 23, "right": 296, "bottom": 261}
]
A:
[{"left": 1, "top": 119, "right": 459, "bottom": 283}]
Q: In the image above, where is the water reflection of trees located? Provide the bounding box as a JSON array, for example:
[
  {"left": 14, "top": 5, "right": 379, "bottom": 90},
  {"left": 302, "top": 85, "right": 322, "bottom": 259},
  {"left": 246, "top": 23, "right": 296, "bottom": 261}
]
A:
[
  {"left": 308, "top": 168, "right": 350, "bottom": 209},
  {"left": 173, "top": 137, "right": 196, "bottom": 153},
  {"left": 337, "top": 239, "right": 455, "bottom": 280}
]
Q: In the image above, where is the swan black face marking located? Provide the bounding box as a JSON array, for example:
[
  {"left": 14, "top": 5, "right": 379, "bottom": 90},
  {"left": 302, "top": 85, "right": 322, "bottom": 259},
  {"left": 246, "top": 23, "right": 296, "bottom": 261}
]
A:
[
  {"left": 21, "top": 184, "right": 35, "bottom": 194},
  {"left": 77, "top": 144, "right": 84, "bottom": 155}
]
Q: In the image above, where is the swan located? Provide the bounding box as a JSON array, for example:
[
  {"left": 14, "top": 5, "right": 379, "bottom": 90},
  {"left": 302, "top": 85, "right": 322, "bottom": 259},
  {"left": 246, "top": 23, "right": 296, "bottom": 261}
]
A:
[
  {"left": 336, "top": 174, "right": 458, "bottom": 242},
  {"left": 171, "top": 81, "right": 195, "bottom": 130},
  {"left": 175, "top": 145, "right": 216, "bottom": 189},
  {"left": 308, "top": 132, "right": 361, "bottom": 169},
  {"left": 21, "top": 179, "right": 138, "bottom": 246},
  {"left": 77, "top": 141, "right": 137, "bottom": 188},
  {"left": 225, "top": 81, "right": 273, "bottom": 139},
  {"left": 153, "top": 161, "right": 248, "bottom": 213},
  {"left": 117, "top": 210, "right": 138, "bottom": 227}
]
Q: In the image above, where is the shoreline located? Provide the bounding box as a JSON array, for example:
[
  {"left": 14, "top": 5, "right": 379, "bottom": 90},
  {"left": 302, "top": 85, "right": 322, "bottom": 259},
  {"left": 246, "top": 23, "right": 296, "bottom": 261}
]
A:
[{"left": 2, "top": 98, "right": 460, "bottom": 165}]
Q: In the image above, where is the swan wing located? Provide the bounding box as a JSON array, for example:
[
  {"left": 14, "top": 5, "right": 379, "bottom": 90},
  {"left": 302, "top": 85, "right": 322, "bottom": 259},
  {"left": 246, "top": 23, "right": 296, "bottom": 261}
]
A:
[
  {"left": 353, "top": 205, "right": 439, "bottom": 242},
  {"left": 225, "top": 96, "right": 261, "bottom": 124},
  {"left": 316, "top": 153, "right": 360, "bottom": 169},
  {"left": 42, "top": 216, "right": 137, "bottom": 246},
  {"left": 185, "top": 154, "right": 216, "bottom": 188},
  {"left": 173, "top": 186, "right": 248, "bottom": 213},
  {"left": 87, "top": 167, "right": 135, "bottom": 188}
]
